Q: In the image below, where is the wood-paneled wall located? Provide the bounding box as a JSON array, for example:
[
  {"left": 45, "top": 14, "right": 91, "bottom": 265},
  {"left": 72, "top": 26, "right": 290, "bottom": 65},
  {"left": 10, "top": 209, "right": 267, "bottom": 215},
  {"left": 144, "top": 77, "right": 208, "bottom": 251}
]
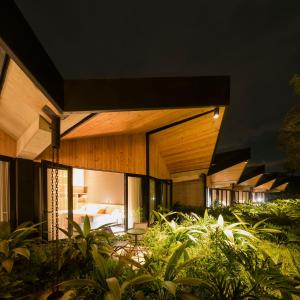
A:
[
  {"left": 0, "top": 128, "right": 16, "bottom": 157},
  {"left": 149, "top": 138, "right": 170, "bottom": 179},
  {"left": 39, "top": 134, "right": 146, "bottom": 174},
  {"left": 173, "top": 179, "right": 205, "bottom": 207}
]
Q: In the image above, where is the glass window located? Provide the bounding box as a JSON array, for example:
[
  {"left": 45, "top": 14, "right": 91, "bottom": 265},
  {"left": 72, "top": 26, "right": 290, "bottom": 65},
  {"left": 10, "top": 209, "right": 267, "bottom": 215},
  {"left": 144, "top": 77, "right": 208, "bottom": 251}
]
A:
[
  {"left": 0, "top": 161, "right": 9, "bottom": 222},
  {"left": 149, "top": 179, "right": 156, "bottom": 223},
  {"left": 72, "top": 169, "right": 125, "bottom": 233},
  {"left": 161, "top": 182, "right": 167, "bottom": 209},
  {"left": 166, "top": 182, "right": 172, "bottom": 210},
  {"left": 127, "top": 176, "right": 142, "bottom": 229}
]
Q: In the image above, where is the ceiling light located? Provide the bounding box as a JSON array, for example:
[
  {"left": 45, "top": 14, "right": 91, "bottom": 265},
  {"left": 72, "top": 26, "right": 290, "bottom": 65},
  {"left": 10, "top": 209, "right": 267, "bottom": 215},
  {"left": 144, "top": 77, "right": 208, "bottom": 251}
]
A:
[{"left": 213, "top": 107, "right": 220, "bottom": 119}]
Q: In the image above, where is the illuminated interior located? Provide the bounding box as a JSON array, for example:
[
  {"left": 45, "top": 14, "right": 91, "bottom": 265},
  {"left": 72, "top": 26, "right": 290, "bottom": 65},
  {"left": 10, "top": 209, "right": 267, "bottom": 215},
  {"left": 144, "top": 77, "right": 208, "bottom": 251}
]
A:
[{"left": 72, "top": 168, "right": 125, "bottom": 233}]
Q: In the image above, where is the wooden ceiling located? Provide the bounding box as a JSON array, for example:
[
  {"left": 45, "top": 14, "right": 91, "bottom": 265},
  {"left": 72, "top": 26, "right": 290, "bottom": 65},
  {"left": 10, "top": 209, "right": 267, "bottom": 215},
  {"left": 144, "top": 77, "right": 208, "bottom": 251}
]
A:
[
  {"left": 150, "top": 107, "right": 225, "bottom": 174},
  {"left": 238, "top": 174, "right": 263, "bottom": 188},
  {"left": 208, "top": 161, "right": 248, "bottom": 188},
  {"left": 0, "top": 60, "right": 57, "bottom": 140},
  {"left": 63, "top": 107, "right": 213, "bottom": 139},
  {"left": 0, "top": 56, "right": 225, "bottom": 170},
  {"left": 254, "top": 179, "right": 276, "bottom": 192},
  {"left": 271, "top": 182, "right": 289, "bottom": 192},
  {"left": 0, "top": 59, "right": 91, "bottom": 158}
]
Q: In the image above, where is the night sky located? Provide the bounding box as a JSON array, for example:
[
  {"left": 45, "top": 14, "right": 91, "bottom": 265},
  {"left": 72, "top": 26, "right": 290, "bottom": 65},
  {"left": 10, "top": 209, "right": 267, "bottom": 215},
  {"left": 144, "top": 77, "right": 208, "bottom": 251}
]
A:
[{"left": 16, "top": 0, "right": 300, "bottom": 172}]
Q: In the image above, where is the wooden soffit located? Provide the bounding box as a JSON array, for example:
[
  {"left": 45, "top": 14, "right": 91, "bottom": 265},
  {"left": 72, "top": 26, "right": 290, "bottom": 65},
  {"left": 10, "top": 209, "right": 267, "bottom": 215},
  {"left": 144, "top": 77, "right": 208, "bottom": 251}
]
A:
[
  {"left": 63, "top": 107, "right": 213, "bottom": 139},
  {"left": 208, "top": 161, "right": 248, "bottom": 188},
  {"left": 150, "top": 107, "right": 225, "bottom": 174}
]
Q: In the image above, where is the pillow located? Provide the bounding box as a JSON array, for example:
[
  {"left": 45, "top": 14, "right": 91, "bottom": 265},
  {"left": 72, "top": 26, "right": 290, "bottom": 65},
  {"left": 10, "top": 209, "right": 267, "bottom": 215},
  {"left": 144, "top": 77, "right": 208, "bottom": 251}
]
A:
[
  {"left": 97, "top": 208, "right": 106, "bottom": 214},
  {"left": 105, "top": 208, "right": 113, "bottom": 214}
]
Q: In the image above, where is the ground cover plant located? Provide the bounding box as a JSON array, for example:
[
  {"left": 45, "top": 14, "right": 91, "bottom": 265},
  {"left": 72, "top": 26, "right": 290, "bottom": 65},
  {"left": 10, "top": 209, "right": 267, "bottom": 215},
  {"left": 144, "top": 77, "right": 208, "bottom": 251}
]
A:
[{"left": 0, "top": 199, "right": 299, "bottom": 299}]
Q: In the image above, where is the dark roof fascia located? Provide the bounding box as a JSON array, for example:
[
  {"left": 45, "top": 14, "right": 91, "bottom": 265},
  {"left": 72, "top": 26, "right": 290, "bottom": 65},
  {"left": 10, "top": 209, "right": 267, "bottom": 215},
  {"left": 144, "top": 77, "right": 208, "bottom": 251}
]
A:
[
  {"left": 270, "top": 176, "right": 289, "bottom": 190},
  {"left": 63, "top": 76, "right": 230, "bottom": 112},
  {"left": 0, "top": 0, "right": 64, "bottom": 111},
  {"left": 0, "top": 2, "right": 230, "bottom": 113},
  {"left": 255, "top": 173, "right": 277, "bottom": 188},
  {"left": 208, "top": 148, "right": 251, "bottom": 176},
  {"left": 238, "top": 164, "right": 265, "bottom": 184}
]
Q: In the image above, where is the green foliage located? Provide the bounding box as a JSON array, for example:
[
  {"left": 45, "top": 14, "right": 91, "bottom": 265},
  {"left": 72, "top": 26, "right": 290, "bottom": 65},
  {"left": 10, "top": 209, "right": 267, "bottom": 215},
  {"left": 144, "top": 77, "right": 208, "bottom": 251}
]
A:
[
  {"left": 1, "top": 202, "right": 300, "bottom": 299},
  {"left": 278, "top": 74, "right": 300, "bottom": 172},
  {"left": 0, "top": 222, "right": 40, "bottom": 273}
]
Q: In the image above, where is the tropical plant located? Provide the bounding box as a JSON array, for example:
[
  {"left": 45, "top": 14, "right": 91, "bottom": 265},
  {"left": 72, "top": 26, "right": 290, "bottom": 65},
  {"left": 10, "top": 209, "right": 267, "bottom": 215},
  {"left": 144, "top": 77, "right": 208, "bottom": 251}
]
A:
[
  {"left": 59, "top": 246, "right": 154, "bottom": 299},
  {"left": 0, "top": 221, "right": 40, "bottom": 273},
  {"left": 1, "top": 202, "right": 300, "bottom": 299}
]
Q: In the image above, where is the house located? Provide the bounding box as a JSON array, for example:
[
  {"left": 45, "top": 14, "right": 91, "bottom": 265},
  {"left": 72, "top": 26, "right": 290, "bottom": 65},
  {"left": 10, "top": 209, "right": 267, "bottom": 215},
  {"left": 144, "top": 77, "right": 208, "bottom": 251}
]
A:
[{"left": 0, "top": 1, "right": 230, "bottom": 237}]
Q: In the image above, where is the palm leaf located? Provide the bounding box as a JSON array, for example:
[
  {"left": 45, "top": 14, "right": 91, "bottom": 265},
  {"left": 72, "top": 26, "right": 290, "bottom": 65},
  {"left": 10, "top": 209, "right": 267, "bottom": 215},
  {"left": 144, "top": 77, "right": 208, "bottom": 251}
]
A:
[
  {"left": 59, "top": 279, "right": 100, "bottom": 289},
  {"left": 121, "top": 275, "right": 154, "bottom": 293},
  {"left": 13, "top": 247, "right": 30, "bottom": 259},
  {"left": 2, "top": 258, "right": 14, "bottom": 273},
  {"left": 164, "top": 242, "right": 187, "bottom": 281},
  {"left": 163, "top": 281, "right": 177, "bottom": 296},
  {"left": 83, "top": 215, "right": 91, "bottom": 238},
  {"left": 68, "top": 219, "right": 84, "bottom": 237},
  {"left": 106, "top": 277, "right": 121, "bottom": 300}
]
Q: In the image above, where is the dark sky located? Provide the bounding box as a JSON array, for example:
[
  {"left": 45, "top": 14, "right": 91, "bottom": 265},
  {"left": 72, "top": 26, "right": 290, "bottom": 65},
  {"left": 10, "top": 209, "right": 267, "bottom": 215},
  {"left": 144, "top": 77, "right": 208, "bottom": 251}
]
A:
[{"left": 15, "top": 0, "right": 300, "bottom": 172}]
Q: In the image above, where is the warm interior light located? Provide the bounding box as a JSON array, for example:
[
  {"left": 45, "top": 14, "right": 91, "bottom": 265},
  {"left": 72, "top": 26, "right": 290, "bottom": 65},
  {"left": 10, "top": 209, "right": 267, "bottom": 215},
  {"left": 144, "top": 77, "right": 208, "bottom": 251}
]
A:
[
  {"left": 213, "top": 107, "right": 220, "bottom": 119},
  {"left": 73, "top": 168, "right": 84, "bottom": 187}
]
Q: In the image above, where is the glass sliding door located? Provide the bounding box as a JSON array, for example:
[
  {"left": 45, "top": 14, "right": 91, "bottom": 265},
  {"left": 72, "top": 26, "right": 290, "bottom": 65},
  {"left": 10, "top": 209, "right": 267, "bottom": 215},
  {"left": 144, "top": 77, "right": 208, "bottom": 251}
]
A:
[
  {"left": 73, "top": 168, "right": 125, "bottom": 233},
  {"left": 0, "top": 160, "right": 10, "bottom": 222},
  {"left": 149, "top": 178, "right": 156, "bottom": 223},
  {"left": 161, "top": 182, "right": 167, "bottom": 208},
  {"left": 126, "top": 175, "right": 143, "bottom": 229},
  {"left": 166, "top": 181, "right": 172, "bottom": 210},
  {"left": 159, "top": 180, "right": 172, "bottom": 210},
  {"left": 42, "top": 161, "right": 72, "bottom": 240}
]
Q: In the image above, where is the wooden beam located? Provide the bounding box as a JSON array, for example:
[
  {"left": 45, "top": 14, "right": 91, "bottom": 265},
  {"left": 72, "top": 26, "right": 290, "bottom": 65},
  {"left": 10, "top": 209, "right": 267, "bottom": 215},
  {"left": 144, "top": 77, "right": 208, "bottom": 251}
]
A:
[
  {"left": 0, "top": 0, "right": 63, "bottom": 111},
  {"left": 17, "top": 113, "right": 91, "bottom": 160},
  {"left": 64, "top": 76, "right": 230, "bottom": 112},
  {"left": 17, "top": 116, "right": 51, "bottom": 159},
  {"left": 0, "top": 127, "right": 16, "bottom": 157}
]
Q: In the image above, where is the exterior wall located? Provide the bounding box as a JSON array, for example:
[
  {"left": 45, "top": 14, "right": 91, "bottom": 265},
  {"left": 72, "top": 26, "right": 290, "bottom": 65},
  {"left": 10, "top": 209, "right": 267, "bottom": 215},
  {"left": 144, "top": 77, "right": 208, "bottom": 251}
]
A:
[
  {"left": 150, "top": 139, "right": 170, "bottom": 179},
  {"left": 40, "top": 134, "right": 146, "bottom": 175},
  {"left": 173, "top": 179, "right": 205, "bottom": 207},
  {"left": 0, "top": 128, "right": 16, "bottom": 157}
]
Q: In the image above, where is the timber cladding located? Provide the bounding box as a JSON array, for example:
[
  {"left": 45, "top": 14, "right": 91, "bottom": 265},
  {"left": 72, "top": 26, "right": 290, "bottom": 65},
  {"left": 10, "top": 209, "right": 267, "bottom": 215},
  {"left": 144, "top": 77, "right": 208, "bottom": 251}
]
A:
[
  {"left": 173, "top": 179, "right": 206, "bottom": 207},
  {"left": 39, "top": 134, "right": 146, "bottom": 175},
  {"left": 149, "top": 138, "right": 170, "bottom": 179},
  {"left": 0, "top": 128, "right": 16, "bottom": 157}
]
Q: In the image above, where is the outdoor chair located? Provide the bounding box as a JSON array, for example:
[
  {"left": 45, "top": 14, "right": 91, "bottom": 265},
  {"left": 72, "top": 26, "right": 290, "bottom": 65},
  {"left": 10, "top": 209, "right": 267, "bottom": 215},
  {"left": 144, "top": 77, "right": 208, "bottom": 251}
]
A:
[{"left": 103, "top": 226, "right": 130, "bottom": 255}]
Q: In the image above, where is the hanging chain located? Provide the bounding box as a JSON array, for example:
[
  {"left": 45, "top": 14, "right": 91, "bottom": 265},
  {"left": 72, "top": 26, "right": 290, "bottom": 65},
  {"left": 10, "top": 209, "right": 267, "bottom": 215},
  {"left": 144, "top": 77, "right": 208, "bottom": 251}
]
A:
[
  {"left": 51, "top": 150, "right": 55, "bottom": 242},
  {"left": 55, "top": 147, "right": 60, "bottom": 283}
]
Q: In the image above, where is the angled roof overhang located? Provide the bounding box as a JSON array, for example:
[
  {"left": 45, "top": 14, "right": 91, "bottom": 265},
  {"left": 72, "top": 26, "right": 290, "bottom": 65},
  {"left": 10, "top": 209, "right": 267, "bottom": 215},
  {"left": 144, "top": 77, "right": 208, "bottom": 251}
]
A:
[
  {"left": 149, "top": 107, "right": 225, "bottom": 175},
  {"left": 0, "top": 0, "right": 64, "bottom": 111},
  {"left": 254, "top": 174, "right": 277, "bottom": 192},
  {"left": 270, "top": 177, "right": 289, "bottom": 193},
  {"left": 207, "top": 148, "right": 250, "bottom": 188},
  {"left": 0, "top": 1, "right": 229, "bottom": 171},
  {"left": 0, "top": 0, "right": 229, "bottom": 113},
  {"left": 237, "top": 165, "right": 265, "bottom": 187}
]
